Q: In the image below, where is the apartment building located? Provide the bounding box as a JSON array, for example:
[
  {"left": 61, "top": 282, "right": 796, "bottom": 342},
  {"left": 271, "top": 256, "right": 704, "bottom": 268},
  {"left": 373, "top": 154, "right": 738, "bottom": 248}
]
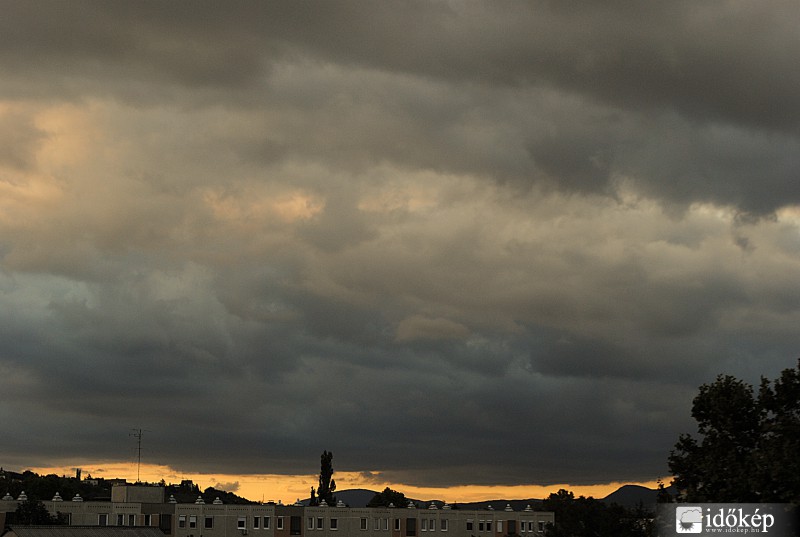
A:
[{"left": 1, "top": 486, "right": 554, "bottom": 537}]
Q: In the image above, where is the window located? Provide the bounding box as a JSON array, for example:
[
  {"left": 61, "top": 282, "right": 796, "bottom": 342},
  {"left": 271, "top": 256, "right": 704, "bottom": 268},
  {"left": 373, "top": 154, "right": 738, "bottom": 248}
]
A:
[
  {"left": 507, "top": 521, "right": 516, "bottom": 535},
  {"left": 118, "top": 514, "right": 125, "bottom": 526},
  {"left": 99, "top": 514, "right": 109, "bottom": 526},
  {"left": 520, "top": 521, "right": 525, "bottom": 533},
  {"left": 179, "top": 515, "right": 187, "bottom": 529},
  {"left": 421, "top": 519, "right": 427, "bottom": 532},
  {"left": 129, "top": 514, "right": 136, "bottom": 527},
  {"left": 238, "top": 517, "right": 247, "bottom": 530},
  {"left": 382, "top": 519, "right": 389, "bottom": 531},
  {"left": 205, "top": 517, "right": 214, "bottom": 529},
  {"left": 308, "top": 517, "right": 315, "bottom": 531},
  {"left": 254, "top": 517, "right": 260, "bottom": 530},
  {"left": 361, "top": 518, "right": 368, "bottom": 530},
  {"left": 190, "top": 516, "right": 197, "bottom": 529},
  {"left": 375, "top": 518, "right": 381, "bottom": 531},
  {"left": 291, "top": 516, "right": 302, "bottom": 535},
  {"left": 537, "top": 522, "right": 545, "bottom": 534},
  {"left": 406, "top": 518, "right": 416, "bottom": 537},
  {"left": 144, "top": 515, "right": 152, "bottom": 527},
  {"left": 394, "top": 519, "right": 401, "bottom": 532},
  {"left": 277, "top": 517, "right": 284, "bottom": 530},
  {"left": 486, "top": 522, "right": 492, "bottom": 533},
  {"left": 317, "top": 517, "right": 324, "bottom": 530},
  {"left": 160, "top": 513, "right": 173, "bottom": 534},
  {"left": 497, "top": 521, "right": 502, "bottom": 533},
  {"left": 527, "top": 522, "right": 533, "bottom": 532},
  {"left": 441, "top": 520, "right": 448, "bottom": 532},
  {"left": 264, "top": 517, "right": 271, "bottom": 530},
  {"left": 330, "top": 518, "right": 338, "bottom": 530},
  {"left": 466, "top": 520, "right": 473, "bottom": 532},
  {"left": 479, "top": 521, "right": 485, "bottom": 532}
]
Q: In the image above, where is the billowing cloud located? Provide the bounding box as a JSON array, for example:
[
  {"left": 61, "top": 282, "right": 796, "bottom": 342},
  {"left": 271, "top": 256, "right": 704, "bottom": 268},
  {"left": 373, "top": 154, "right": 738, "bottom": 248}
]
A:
[
  {"left": 214, "top": 482, "right": 241, "bottom": 493},
  {"left": 1, "top": 1, "right": 799, "bottom": 492}
]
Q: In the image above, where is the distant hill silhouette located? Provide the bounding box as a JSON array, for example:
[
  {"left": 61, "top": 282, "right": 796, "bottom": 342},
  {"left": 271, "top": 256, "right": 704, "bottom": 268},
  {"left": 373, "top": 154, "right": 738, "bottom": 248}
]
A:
[
  {"left": 601, "top": 484, "right": 676, "bottom": 508},
  {"left": 325, "top": 484, "right": 674, "bottom": 511},
  {"left": 310, "top": 485, "right": 674, "bottom": 510}
]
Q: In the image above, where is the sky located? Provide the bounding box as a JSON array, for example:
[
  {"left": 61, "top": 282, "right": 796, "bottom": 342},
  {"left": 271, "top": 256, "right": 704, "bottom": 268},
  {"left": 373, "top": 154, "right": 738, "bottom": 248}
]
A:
[{"left": 2, "top": 0, "right": 800, "bottom": 504}]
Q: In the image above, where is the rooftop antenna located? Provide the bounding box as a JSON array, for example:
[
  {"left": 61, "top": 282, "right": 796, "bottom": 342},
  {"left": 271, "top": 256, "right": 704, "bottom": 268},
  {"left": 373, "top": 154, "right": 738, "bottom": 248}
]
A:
[{"left": 129, "top": 428, "right": 150, "bottom": 483}]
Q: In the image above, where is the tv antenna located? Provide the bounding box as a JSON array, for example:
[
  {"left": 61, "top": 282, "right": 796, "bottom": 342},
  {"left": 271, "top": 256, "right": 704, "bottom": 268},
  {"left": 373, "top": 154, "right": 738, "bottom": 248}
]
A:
[{"left": 129, "top": 428, "right": 150, "bottom": 483}]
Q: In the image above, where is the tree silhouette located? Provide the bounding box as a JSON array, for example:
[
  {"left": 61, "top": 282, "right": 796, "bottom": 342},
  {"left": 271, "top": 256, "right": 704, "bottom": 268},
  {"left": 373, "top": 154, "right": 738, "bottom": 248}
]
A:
[
  {"left": 311, "top": 450, "right": 336, "bottom": 506},
  {"left": 13, "top": 499, "right": 66, "bottom": 525},
  {"left": 668, "top": 359, "right": 800, "bottom": 502},
  {"left": 367, "top": 487, "right": 407, "bottom": 508}
]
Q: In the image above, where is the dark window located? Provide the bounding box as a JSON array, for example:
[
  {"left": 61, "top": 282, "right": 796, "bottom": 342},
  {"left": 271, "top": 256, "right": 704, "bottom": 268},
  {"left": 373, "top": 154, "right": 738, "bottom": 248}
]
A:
[
  {"left": 161, "top": 513, "right": 173, "bottom": 534},
  {"left": 406, "top": 518, "right": 417, "bottom": 537},
  {"left": 290, "top": 516, "right": 302, "bottom": 535},
  {"left": 205, "top": 517, "right": 214, "bottom": 529},
  {"left": 506, "top": 521, "right": 516, "bottom": 536}
]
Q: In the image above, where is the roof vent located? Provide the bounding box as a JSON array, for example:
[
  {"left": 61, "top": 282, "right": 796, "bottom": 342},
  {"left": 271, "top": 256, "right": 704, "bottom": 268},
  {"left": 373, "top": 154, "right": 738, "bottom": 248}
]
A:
[
  {"left": 524, "top": 505, "right": 532, "bottom": 512},
  {"left": 319, "top": 499, "right": 328, "bottom": 507},
  {"left": 72, "top": 494, "right": 83, "bottom": 502},
  {"left": 213, "top": 497, "right": 223, "bottom": 505},
  {"left": 2, "top": 493, "right": 13, "bottom": 500},
  {"left": 337, "top": 500, "right": 346, "bottom": 508},
  {"left": 428, "top": 503, "right": 438, "bottom": 510},
  {"left": 407, "top": 500, "right": 416, "bottom": 508},
  {"left": 195, "top": 496, "right": 205, "bottom": 504},
  {"left": 487, "top": 505, "right": 494, "bottom": 510},
  {"left": 442, "top": 504, "right": 451, "bottom": 510},
  {"left": 388, "top": 503, "right": 395, "bottom": 508},
  {"left": 18, "top": 492, "right": 27, "bottom": 501},
  {"left": 52, "top": 492, "right": 63, "bottom": 502},
  {"left": 504, "top": 504, "right": 513, "bottom": 512},
  {"left": 168, "top": 495, "right": 177, "bottom": 504}
]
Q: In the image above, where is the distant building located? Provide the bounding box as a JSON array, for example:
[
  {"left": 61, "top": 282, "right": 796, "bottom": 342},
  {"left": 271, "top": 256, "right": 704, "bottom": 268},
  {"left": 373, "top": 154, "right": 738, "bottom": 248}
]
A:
[{"left": 0, "top": 486, "right": 553, "bottom": 537}]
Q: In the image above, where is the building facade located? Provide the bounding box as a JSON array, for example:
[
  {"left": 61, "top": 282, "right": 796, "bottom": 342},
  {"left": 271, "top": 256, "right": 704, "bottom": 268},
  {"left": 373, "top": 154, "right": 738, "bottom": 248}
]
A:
[{"left": 1, "top": 486, "right": 554, "bottom": 537}]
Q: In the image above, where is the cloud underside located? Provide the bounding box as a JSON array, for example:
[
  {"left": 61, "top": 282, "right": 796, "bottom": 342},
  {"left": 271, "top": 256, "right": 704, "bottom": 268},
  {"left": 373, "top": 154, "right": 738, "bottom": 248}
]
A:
[{"left": 1, "top": 1, "right": 800, "bottom": 488}]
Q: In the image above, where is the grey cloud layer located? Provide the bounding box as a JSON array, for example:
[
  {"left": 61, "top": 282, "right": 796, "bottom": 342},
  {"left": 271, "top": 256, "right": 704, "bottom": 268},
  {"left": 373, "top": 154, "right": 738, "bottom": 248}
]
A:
[{"left": 1, "top": 1, "right": 800, "bottom": 489}]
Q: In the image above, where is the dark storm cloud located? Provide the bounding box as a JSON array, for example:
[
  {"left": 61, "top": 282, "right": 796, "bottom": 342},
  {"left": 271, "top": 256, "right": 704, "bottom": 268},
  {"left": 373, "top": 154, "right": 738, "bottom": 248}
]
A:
[
  {"left": 2, "top": 0, "right": 800, "bottom": 492},
  {"left": 2, "top": 1, "right": 798, "bottom": 208}
]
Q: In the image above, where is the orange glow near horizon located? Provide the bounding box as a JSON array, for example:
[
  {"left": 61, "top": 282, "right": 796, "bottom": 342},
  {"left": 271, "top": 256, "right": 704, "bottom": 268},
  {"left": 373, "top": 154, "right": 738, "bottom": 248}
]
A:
[{"left": 27, "top": 463, "right": 663, "bottom": 505}]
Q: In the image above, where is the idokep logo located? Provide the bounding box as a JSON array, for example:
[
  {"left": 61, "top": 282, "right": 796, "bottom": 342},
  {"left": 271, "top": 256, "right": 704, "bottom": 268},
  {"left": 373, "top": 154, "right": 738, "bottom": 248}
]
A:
[{"left": 675, "top": 506, "right": 703, "bottom": 533}]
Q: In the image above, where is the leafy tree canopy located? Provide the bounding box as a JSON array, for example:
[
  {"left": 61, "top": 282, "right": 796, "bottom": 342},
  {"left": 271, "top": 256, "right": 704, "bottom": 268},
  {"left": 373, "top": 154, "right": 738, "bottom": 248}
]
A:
[
  {"left": 541, "top": 489, "right": 651, "bottom": 537},
  {"left": 367, "top": 487, "right": 408, "bottom": 508},
  {"left": 13, "top": 499, "right": 67, "bottom": 525},
  {"left": 668, "top": 359, "right": 800, "bottom": 503}
]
